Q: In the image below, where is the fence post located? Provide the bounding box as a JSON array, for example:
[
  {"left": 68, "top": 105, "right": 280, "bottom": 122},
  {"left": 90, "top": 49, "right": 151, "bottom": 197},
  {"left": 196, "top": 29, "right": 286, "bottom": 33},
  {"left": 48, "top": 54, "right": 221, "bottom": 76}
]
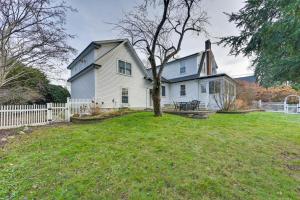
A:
[
  {"left": 258, "top": 100, "right": 262, "bottom": 109},
  {"left": 284, "top": 101, "right": 287, "bottom": 114},
  {"left": 66, "top": 98, "right": 71, "bottom": 122},
  {"left": 47, "top": 103, "right": 52, "bottom": 124}
]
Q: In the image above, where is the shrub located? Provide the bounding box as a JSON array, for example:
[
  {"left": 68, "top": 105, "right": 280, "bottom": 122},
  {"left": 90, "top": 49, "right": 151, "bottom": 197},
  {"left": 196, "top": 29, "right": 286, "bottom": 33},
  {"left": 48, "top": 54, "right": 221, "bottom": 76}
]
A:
[
  {"left": 46, "top": 84, "right": 70, "bottom": 103},
  {"left": 236, "top": 80, "right": 300, "bottom": 109}
]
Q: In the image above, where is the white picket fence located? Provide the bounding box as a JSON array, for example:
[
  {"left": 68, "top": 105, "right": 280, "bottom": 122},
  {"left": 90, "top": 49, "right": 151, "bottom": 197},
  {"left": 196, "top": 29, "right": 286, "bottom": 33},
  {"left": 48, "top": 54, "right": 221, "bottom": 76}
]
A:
[
  {"left": 68, "top": 98, "right": 101, "bottom": 115},
  {"left": 0, "top": 98, "right": 100, "bottom": 129},
  {"left": 258, "top": 100, "right": 300, "bottom": 114}
]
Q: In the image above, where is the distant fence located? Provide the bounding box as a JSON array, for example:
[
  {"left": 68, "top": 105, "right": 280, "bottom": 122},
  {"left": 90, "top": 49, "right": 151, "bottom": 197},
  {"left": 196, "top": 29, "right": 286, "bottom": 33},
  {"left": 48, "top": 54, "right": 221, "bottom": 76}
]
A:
[
  {"left": 0, "top": 98, "right": 101, "bottom": 129},
  {"left": 257, "top": 100, "right": 300, "bottom": 114}
]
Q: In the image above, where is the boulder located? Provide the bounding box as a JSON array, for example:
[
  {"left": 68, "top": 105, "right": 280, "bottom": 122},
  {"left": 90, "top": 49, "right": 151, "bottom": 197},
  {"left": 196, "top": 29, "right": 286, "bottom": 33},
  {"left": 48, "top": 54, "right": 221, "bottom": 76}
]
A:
[
  {"left": 7, "top": 136, "right": 15, "bottom": 139},
  {"left": 23, "top": 126, "right": 32, "bottom": 133},
  {"left": 19, "top": 131, "right": 26, "bottom": 135}
]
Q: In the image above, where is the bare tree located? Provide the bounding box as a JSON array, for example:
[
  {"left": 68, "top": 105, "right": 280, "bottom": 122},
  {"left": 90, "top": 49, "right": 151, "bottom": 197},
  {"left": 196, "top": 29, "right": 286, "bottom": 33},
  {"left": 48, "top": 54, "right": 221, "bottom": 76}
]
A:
[
  {"left": 0, "top": 0, "right": 76, "bottom": 88},
  {"left": 115, "top": 0, "right": 208, "bottom": 116},
  {"left": 212, "top": 80, "right": 236, "bottom": 111},
  {"left": 213, "top": 93, "right": 236, "bottom": 111}
]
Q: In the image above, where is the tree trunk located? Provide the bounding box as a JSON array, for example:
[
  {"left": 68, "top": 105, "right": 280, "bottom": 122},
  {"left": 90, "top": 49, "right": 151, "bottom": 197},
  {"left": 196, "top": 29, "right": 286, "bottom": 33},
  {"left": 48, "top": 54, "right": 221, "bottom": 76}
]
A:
[{"left": 152, "top": 79, "right": 162, "bottom": 116}]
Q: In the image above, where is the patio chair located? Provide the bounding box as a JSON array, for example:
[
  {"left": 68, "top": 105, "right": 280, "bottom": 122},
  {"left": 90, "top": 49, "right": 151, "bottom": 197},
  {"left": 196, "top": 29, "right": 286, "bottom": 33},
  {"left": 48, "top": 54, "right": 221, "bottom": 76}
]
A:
[
  {"left": 191, "top": 100, "right": 200, "bottom": 110},
  {"left": 173, "top": 101, "right": 180, "bottom": 111}
]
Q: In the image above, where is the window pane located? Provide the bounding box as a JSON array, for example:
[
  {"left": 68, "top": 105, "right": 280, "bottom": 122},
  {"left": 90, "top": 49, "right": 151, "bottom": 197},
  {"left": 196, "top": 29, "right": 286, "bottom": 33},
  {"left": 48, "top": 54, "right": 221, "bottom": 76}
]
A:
[
  {"left": 122, "top": 88, "right": 128, "bottom": 103},
  {"left": 215, "top": 81, "right": 221, "bottom": 93},
  {"left": 180, "top": 85, "right": 186, "bottom": 96},
  {"left": 118, "top": 60, "right": 126, "bottom": 74},
  {"left": 209, "top": 81, "right": 214, "bottom": 94},
  {"left": 162, "top": 86, "right": 166, "bottom": 96},
  {"left": 201, "top": 84, "right": 206, "bottom": 93},
  {"left": 125, "top": 62, "right": 131, "bottom": 75},
  {"left": 180, "top": 66, "right": 186, "bottom": 74}
]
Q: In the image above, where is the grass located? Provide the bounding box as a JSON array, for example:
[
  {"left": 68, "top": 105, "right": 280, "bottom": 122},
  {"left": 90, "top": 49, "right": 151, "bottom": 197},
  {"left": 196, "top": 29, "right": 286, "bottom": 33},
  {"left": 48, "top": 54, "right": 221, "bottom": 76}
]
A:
[{"left": 0, "top": 112, "right": 299, "bottom": 199}]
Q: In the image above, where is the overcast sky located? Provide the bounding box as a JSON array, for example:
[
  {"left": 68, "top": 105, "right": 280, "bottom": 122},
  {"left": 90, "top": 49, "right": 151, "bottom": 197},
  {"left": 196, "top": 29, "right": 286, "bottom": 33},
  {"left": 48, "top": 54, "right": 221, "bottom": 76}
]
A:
[{"left": 59, "top": 0, "right": 253, "bottom": 85}]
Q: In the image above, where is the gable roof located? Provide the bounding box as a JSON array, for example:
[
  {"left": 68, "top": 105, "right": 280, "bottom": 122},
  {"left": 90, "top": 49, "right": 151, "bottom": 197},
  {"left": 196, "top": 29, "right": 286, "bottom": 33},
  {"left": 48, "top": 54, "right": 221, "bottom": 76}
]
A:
[
  {"left": 67, "top": 39, "right": 126, "bottom": 69},
  {"left": 146, "top": 51, "right": 205, "bottom": 82},
  {"left": 67, "top": 39, "right": 149, "bottom": 81}
]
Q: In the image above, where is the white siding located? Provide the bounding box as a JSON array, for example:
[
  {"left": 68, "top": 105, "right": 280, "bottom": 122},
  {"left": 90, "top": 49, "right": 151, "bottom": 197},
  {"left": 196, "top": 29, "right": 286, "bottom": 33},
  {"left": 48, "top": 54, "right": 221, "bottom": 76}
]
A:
[
  {"left": 94, "top": 43, "right": 119, "bottom": 59},
  {"left": 169, "top": 80, "right": 199, "bottom": 103},
  {"left": 71, "top": 69, "right": 95, "bottom": 99},
  {"left": 162, "top": 55, "right": 200, "bottom": 79},
  {"left": 94, "top": 43, "right": 150, "bottom": 109},
  {"left": 161, "top": 83, "right": 171, "bottom": 105}
]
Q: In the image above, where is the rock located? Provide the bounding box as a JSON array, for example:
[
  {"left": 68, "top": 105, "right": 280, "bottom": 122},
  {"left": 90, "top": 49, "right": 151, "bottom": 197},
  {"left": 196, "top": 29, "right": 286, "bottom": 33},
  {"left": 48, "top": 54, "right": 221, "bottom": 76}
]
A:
[
  {"left": 7, "top": 136, "right": 15, "bottom": 139},
  {"left": 19, "top": 131, "right": 26, "bottom": 135},
  {"left": 1, "top": 138, "right": 7, "bottom": 142},
  {"left": 23, "top": 126, "right": 31, "bottom": 133}
]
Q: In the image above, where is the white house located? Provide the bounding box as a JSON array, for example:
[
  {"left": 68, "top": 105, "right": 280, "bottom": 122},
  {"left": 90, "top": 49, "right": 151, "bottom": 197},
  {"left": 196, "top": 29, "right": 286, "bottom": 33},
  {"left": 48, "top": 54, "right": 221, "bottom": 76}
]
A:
[{"left": 67, "top": 39, "right": 236, "bottom": 110}]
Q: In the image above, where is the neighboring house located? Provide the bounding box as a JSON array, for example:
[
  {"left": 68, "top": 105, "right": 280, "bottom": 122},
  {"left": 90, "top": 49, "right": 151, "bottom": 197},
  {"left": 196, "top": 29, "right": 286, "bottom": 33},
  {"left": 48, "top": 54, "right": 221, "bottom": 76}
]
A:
[{"left": 67, "top": 39, "right": 236, "bottom": 110}]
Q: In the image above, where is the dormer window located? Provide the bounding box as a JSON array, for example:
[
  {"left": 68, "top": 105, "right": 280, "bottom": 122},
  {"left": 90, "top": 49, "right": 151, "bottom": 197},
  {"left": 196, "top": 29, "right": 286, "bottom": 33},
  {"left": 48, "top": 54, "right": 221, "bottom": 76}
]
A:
[
  {"left": 118, "top": 60, "right": 132, "bottom": 76},
  {"left": 180, "top": 66, "right": 186, "bottom": 74}
]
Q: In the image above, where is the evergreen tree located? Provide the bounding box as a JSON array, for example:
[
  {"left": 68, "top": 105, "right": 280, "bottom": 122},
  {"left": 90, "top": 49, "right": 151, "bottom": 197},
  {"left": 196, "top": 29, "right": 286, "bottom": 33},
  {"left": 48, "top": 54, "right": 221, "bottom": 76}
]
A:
[{"left": 219, "top": 0, "right": 300, "bottom": 87}]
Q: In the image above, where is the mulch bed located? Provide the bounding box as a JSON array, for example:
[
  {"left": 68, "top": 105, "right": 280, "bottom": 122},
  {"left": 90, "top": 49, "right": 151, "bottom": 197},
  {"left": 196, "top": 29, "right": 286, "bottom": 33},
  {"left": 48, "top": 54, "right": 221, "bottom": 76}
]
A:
[
  {"left": 217, "top": 109, "right": 265, "bottom": 114},
  {"left": 71, "top": 110, "right": 137, "bottom": 123}
]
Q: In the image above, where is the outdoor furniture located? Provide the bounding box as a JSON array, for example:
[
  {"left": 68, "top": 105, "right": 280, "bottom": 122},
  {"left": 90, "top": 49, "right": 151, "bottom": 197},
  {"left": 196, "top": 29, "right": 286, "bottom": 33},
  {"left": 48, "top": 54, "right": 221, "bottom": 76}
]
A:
[
  {"left": 179, "top": 102, "right": 188, "bottom": 111},
  {"left": 174, "top": 100, "right": 201, "bottom": 111},
  {"left": 191, "top": 100, "right": 200, "bottom": 110},
  {"left": 173, "top": 101, "right": 180, "bottom": 111}
]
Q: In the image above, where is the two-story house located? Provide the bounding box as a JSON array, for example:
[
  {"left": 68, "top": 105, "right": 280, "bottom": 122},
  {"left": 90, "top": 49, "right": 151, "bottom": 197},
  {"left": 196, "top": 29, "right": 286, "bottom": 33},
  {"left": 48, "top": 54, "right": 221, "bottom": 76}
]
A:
[{"left": 67, "top": 39, "right": 236, "bottom": 110}]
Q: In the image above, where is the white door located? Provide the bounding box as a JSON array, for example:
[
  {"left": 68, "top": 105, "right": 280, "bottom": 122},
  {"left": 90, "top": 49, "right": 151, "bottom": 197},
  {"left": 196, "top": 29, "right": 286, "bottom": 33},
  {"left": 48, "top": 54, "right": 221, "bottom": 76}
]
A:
[{"left": 199, "top": 82, "right": 209, "bottom": 106}]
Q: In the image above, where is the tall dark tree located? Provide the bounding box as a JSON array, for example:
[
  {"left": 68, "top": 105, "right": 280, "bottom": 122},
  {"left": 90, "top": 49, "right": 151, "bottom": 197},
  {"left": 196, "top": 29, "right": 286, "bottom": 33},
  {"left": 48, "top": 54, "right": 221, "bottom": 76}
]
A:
[
  {"left": 116, "top": 0, "right": 208, "bottom": 116},
  {"left": 218, "top": 0, "right": 300, "bottom": 87},
  {"left": 0, "top": 0, "right": 76, "bottom": 88}
]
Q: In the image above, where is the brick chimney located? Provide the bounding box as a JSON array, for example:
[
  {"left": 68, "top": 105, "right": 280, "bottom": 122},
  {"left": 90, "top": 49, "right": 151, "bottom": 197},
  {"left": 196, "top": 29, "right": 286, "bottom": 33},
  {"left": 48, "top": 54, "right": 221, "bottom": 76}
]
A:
[{"left": 205, "top": 40, "right": 212, "bottom": 75}]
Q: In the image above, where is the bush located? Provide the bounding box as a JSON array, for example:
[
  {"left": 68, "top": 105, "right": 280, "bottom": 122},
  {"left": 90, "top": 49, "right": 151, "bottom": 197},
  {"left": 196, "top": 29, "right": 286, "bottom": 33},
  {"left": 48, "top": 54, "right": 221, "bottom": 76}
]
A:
[
  {"left": 236, "top": 81, "right": 300, "bottom": 109},
  {"left": 46, "top": 84, "right": 70, "bottom": 103},
  {"left": 2, "top": 64, "right": 70, "bottom": 104}
]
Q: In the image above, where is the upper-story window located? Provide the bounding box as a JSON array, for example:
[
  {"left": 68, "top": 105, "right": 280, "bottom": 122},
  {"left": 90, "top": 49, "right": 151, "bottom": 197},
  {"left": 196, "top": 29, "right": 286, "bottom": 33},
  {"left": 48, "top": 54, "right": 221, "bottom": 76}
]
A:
[
  {"left": 161, "top": 86, "right": 166, "bottom": 97},
  {"left": 180, "top": 85, "right": 186, "bottom": 96},
  {"left": 118, "top": 60, "right": 132, "bottom": 76},
  {"left": 180, "top": 66, "right": 186, "bottom": 74}
]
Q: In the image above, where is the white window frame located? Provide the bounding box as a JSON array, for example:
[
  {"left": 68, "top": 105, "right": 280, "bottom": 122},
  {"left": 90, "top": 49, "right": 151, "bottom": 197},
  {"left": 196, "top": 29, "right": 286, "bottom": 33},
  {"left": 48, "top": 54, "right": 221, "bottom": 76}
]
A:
[
  {"left": 121, "top": 88, "right": 129, "bottom": 104},
  {"left": 161, "top": 85, "right": 166, "bottom": 97},
  {"left": 200, "top": 83, "right": 207, "bottom": 93},
  {"left": 180, "top": 85, "right": 186, "bottom": 96},
  {"left": 117, "top": 60, "right": 132, "bottom": 76}
]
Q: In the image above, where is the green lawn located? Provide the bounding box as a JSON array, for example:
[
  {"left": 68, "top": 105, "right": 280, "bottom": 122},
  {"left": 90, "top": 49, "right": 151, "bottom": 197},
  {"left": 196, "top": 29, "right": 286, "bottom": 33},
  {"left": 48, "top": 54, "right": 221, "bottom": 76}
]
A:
[{"left": 0, "top": 112, "right": 299, "bottom": 199}]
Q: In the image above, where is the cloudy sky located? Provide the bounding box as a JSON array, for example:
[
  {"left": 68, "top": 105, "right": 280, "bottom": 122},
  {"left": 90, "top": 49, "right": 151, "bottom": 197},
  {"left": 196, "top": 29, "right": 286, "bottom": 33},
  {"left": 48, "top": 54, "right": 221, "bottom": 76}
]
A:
[{"left": 59, "top": 0, "right": 253, "bottom": 85}]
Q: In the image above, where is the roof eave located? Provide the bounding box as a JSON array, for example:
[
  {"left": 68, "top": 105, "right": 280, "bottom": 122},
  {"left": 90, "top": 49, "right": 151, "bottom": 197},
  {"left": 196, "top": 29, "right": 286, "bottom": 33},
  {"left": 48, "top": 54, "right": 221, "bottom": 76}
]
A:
[
  {"left": 67, "top": 42, "right": 100, "bottom": 69},
  {"left": 67, "top": 63, "right": 101, "bottom": 82}
]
